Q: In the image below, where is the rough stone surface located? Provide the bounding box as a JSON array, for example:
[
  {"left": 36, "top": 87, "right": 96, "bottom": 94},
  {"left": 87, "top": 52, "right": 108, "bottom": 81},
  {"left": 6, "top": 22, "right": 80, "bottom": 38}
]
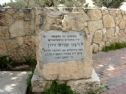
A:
[
  {"left": 62, "top": 13, "right": 89, "bottom": 31},
  {"left": 0, "top": 71, "right": 29, "bottom": 94},
  {"left": 0, "top": 40, "right": 7, "bottom": 56},
  {"left": 88, "top": 20, "right": 103, "bottom": 33},
  {"left": 9, "top": 20, "right": 25, "bottom": 38},
  {"left": 0, "top": 26, "right": 9, "bottom": 39},
  {"left": 37, "top": 31, "right": 93, "bottom": 80},
  {"left": 93, "top": 30, "right": 103, "bottom": 44},
  {"left": 67, "top": 69, "right": 100, "bottom": 94},
  {"left": 103, "top": 14, "right": 115, "bottom": 28},
  {"left": 119, "top": 19, "right": 126, "bottom": 29},
  {"left": 32, "top": 69, "right": 100, "bottom": 94},
  {"left": 31, "top": 69, "right": 52, "bottom": 92},
  {"left": 87, "top": 9, "right": 102, "bottom": 20}
]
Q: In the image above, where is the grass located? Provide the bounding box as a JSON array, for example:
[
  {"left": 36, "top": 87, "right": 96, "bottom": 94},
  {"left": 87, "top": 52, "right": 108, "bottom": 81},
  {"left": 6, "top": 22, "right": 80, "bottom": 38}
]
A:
[
  {"left": 26, "top": 69, "right": 34, "bottom": 94},
  {"left": 44, "top": 81, "right": 107, "bottom": 94},
  {"left": 102, "top": 42, "right": 126, "bottom": 52},
  {"left": 45, "top": 81, "right": 75, "bottom": 94}
]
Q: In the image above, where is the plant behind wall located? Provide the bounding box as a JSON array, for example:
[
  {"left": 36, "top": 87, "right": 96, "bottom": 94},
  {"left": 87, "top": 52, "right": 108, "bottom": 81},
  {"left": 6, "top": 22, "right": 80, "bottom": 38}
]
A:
[{"left": 93, "top": 0, "right": 124, "bottom": 8}]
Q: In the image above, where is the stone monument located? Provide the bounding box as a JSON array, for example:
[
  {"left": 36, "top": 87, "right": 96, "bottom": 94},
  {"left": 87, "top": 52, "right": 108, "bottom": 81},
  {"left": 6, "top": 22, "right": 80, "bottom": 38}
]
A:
[{"left": 32, "top": 8, "right": 100, "bottom": 94}]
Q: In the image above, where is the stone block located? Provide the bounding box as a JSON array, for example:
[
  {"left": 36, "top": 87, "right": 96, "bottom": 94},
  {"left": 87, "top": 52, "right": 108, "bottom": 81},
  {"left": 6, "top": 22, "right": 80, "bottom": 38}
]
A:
[
  {"left": 88, "top": 20, "right": 103, "bottom": 33},
  {"left": 36, "top": 31, "right": 93, "bottom": 80},
  {"left": 103, "top": 14, "right": 115, "bottom": 28},
  {"left": 5, "top": 38, "right": 18, "bottom": 51},
  {"left": 9, "top": 20, "right": 25, "bottom": 38},
  {"left": 93, "top": 30, "right": 103, "bottom": 44},
  {"left": 62, "top": 13, "right": 89, "bottom": 31},
  {"left": 32, "top": 69, "right": 100, "bottom": 94},
  {"left": 119, "top": 18, "right": 126, "bottom": 29},
  {"left": 24, "top": 21, "right": 35, "bottom": 35},
  {"left": 67, "top": 69, "right": 100, "bottom": 94},
  {"left": 0, "top": 26, "right": 9, "bottom": 39},
  {"left": 0, "top": 40, "right": 7, "bottom": 56},
  {"left": 106, "top": 28, "right": 115, "bottom": 39},
  {"left": 44, "top": 13, "right": 63, "bottom": 31},
  {"left": 87, "top": 9, "right": 102, "bottom": 20},
  {"left": 92, "top": 43, "right": 99, "bottom": 53}
]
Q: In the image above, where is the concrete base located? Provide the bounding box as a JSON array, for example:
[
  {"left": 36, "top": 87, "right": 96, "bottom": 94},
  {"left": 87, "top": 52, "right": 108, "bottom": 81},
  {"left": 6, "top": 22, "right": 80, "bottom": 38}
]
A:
[
  {"left": 0, "top": 71, "right": 29, "bottom": 94},
  {"left": 31, "top": 69, "right": 100, "bottom": 94}
]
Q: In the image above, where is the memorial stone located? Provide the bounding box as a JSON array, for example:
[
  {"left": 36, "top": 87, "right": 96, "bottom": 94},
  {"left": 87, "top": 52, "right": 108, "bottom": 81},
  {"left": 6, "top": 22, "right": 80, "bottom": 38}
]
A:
[
  {"left": 36, "top": 30, "right": 93, "bottom": 80},
  {"left": 32, "top": 9, "right": 100, "bottom": 94}
]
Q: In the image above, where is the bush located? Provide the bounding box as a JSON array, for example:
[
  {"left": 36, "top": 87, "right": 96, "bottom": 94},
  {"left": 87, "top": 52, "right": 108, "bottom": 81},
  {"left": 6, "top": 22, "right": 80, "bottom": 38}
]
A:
[
  {"left": 93, "top": 0, "right": 124, "bottom": 8},
  {"left": 102, "top": 42, "right": 126, "bottom": 52},
  {"left": 45, "top": 81, "right": 75, "bottom": 94},
  {"left": 0, "top": 56, "right": 14, "bottom": 70}
]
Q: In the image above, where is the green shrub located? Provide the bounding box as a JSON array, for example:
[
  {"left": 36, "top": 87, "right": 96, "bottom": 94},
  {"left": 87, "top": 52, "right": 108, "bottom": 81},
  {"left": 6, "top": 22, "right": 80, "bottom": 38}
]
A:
[
  {"left": 27, "top": 69, "right": 34, "bottom": 92},
  {"left": 102, "top": 42, "right": 126, "bottom": 52},
  {"left": 93, "top": 0, "right": 124, "bottom": 8},
  {"left": 45, "top": 81, "right": 75, "bottom": 94}
]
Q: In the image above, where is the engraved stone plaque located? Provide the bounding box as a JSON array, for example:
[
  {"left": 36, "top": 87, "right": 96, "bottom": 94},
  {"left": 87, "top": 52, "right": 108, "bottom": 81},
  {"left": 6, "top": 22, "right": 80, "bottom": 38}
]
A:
[{"left": 42, "top": 31, "right": 84, "bottom": 63}]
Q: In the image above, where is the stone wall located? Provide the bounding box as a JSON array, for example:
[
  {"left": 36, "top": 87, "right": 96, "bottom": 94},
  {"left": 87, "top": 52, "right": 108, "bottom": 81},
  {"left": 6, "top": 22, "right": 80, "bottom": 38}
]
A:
[
  {"left": 37, "top": 8, "right": 126, "bottom": 53},
  {"left": 88, "top": 9, "right": 126, "bottom": 52},
  {"left": 0, "top": 8, "right": 36, "bottom": 62},
  {"left": 0, "top": 8, "right": 126, "bottom": 62}
]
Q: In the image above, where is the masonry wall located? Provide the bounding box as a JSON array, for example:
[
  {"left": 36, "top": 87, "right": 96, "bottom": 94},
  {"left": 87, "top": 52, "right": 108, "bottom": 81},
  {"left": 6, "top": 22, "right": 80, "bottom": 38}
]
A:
[
  {"left": 0, "top": 8, "right": 36, "bottom": 62},
  {"left": 0, "top": 8, "right": 126, "bottom": 62}
]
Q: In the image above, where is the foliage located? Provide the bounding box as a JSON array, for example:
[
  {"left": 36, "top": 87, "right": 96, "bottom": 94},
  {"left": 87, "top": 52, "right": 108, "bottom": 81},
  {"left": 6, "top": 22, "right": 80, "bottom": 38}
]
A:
[
  {"left": 24, "top": 57, "right": 37, "bottom": 71},
  {"left": 27, "top": 69, "right": 34, "bottom": 92},
  {"left": 93, "top": 0, "right": 124, "bottom": 8},
  {"left": 0, "top": 55, "right": 37, "bottom": 71},
  {"left": 102, "top": 42, "right": 126, "bottom": 52},
  {"left": 45, "top": 81, "right": 75, "bottom": 94},
  {"left": 0, "top": 56, "right": 14, "bottom": 70},
  {"left": 5, "top": 0, "right": 86, "bottom": 8},
  {"left": 6, "top": 0, "right": 30, "bottom": 8}
]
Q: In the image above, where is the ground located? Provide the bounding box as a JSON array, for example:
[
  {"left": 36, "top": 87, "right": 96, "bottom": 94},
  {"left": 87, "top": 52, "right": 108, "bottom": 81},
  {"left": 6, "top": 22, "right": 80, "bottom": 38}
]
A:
[{"left": 94, "top": 48, "right": 126, "bottom": 94}]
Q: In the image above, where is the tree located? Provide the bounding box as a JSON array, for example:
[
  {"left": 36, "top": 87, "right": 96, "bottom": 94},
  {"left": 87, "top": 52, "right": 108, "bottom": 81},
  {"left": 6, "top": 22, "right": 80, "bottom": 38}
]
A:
[{"left": 93, "top": 0, "right": 124, "bottom": 8}]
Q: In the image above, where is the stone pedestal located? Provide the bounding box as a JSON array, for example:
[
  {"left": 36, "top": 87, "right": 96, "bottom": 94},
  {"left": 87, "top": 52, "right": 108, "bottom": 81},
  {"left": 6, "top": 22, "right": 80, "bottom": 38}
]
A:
[{"left": 32, "top": 68, "right": 100, "bottom": 94}]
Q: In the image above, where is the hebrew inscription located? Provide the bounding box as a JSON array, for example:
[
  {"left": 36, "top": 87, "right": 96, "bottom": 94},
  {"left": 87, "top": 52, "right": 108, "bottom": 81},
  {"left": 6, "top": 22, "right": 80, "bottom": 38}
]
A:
[{"left": 42, "top": 31, "right": 84, "bottom": 63}]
